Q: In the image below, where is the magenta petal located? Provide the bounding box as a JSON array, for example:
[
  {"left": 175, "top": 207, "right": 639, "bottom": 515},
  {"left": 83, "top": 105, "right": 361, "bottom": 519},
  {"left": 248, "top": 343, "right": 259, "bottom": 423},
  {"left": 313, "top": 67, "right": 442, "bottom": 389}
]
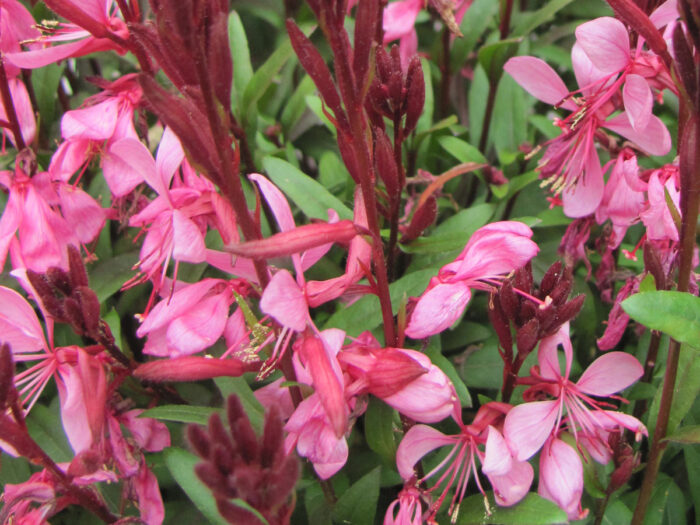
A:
[
  {"left": 504, "top": 401, "right": 558, "bottom": 461},
  {"left": 260, "top": 270, "right": 308, "bottom": 332},
  {"left": 538, "top": 438, "right": 584, "bottom": 520},
  {"left": 504, "top": 57, "right": 572, "bottom": 107},
  {"left": 137, "top": 280, "right": 218, "bottom": 335},
  {"left": 57, "top": 185, "right": 106, "bottom": 243},
  {"left": 171, "top": 210, "right": 206, "bottom": 263},
  {"left": 405, "top": 281, "right": 471, "bottom": 339},
  {"left": 623, "top": 75, "right": 653, "bottom": 132},
  {"left": 249, "top": 173, "right": 295, "bottom": 232},
  {"left": 109, "top": 138, "right": 164, "bottom": 195},
  {"left": 166, "top": 294, "right": 229, "bottom": 355},
  {"left": 61, "top": 98, "right": 120, "bottom": 140},
  {"left": 562, "top": 143, "right": 604, "bottom": 218},
  {"left": 575, "top": 17, "right": 630, "bottom": 73},
  {"left": 487, "top": 457, "right": 534, "bottom": 507},
  {"left": 155, "top": 127, "right": 185, "bottom": 189},
  {"left": 576, "top": 352, "right": 643, "bottom": 396},
  {"left": 396, "top": 425, "right": 453, "bottom": 480},
  {"left": 135, "top": 465, "right": 165, "bottom": 525}
]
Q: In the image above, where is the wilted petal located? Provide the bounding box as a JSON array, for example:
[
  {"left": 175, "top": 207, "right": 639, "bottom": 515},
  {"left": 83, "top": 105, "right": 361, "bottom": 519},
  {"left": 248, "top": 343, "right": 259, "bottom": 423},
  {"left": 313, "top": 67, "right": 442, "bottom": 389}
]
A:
[
  {"left": 135, "top": 464, "right": 165, "bottom": 525},
  {"left": 576, "top": 352, "right": 643, "bottom": 396},
  {"left": 504, "top": 400, "right": 559, "bottom": 461}
]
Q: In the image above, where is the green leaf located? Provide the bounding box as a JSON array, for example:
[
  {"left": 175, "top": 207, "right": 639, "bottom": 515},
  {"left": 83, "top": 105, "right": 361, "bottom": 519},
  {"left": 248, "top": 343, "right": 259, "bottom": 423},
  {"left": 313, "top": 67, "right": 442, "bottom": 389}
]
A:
[
  {"left": 439, "top": 136, "right": 488, "bottom": 164},
  {"left": 641, "top": 473, "right": 685, "bottom": 525},
  {"left": 0, "top": 454, "right": 31, "bottom": 485},
  {"left": 88, "top": 252, "right": 139, "bottom": 303},
  {"left": 684, "top": 445, "right": 700, "bottom": 522},
  {"left": 622, "top": 291, "right": 700, "bottom": 348},
  {"left": 451, "top": 0, "right": 500, "bottom": 71},
  {"left": 456, "top": 492, "right": 567, "bottom": 524},
  {"left": 31, "top": 63, "right": 62, "bottom": 133},
  {"left": 140, "top": 405, "right": 221, "bottom": 426},
  {"left": 262, "top": 156, "right": 353, "bottom": 220},
  {"left": 25, "top": 403, "right": 73, "bottom": 463},
  {"left": 164, "top": 448, "right": 229, "bottom": 525},
  {"left": 324, "top": 269, "right": 435, "bottom": 336},
  {"left": 214, "top": 376, "right": 264, "bottom": 433},
  {"left": 477, "top": 38, "right": 521, "bottom": 86},
  {"left": 229, "top": 11, "right": 254, "bottom": 112},
  {"left": 280, "top": 75, "right": 316, "bottom": 135},
  {"left": 664, "top": 425, "right": 700, "bottom": 445},
  {"left": 512, "top": 0, "right": 575, "bottom": 37},
  {"left": 424, "top": 342, "right": 472, "bottom": 408},
  {"left": 241, "top": 36, "right": 294, "bottom": 123},
  {"left": 364, "top": 398, "right": 397, "bottom": 464},
  {"left": 332, "top": 467, "right": 381, "bottom": 525}
]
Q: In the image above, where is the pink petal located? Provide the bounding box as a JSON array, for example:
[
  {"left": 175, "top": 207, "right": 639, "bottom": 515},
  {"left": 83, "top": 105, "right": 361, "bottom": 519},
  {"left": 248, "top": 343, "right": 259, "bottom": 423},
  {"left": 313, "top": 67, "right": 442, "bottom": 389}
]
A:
[
  {"left": 504, "top": 57, "right": 573, "bottom": 108},
  {"left": 260, "top": 270, "right": 308, "bottom": 332},
  {"left": 575, "top": 17, "right": 630, "bottom": 73},
  {"left": 396, "top": 425, "right": 453, "bottom": 480},
  {"left": 649, "top": 0, "right": 679, "bottom": 28},
  {"left": 486, "top": 457, "right": 534, "bottom": 507},
  {"left": 166, "top": 293, "right": 230, "bottom": 355},
  {"left": 249, "top": 173, "right": 295, "bottom": 232},
  {"left": 571, "top": 43, "right": 610, "bottom": 95},
  {"left": 383, "top": 0, "right": 422, "bottom": 42},
  {"left": 482, "top": 426, "right": 513, "bottom": 476},
  {"left": 604, "top": 113, "right": 672, "bottom": 156},
  {"left": 576, "top": 352, "right": 643, "bottom": 396},
  {"left": 1, "top": 79, "right": 36, "bottom": 147},
  {"left": 57, "top": 184, "right": 106, "bottom": 243},
  {"left": 171, "top": 210, "right": 206, "bottom": 263},
  {"left": 503, "top": 400, "right": 559, "bottom": 461},
  {"left": 0, "top": 286, "right": 46, "bottom": 354},
  {"left": 135, "top": 465, "right": 165, "bottom": 525},
  {"left": 49, "top": 140, "right": 91, "bottom": 182},
  {"left": 538, "top": 324, "right": 571, "bottom": 381},
  {"left": 623, "top": 74, "right": 653, "bottom": 131},
  {"left": 538, "top": 438, "right": 584, "bottom": 520},
  {"left": 405, "top": 281, "right": 471, "bottom": 339},
  {"left": 120, "top": 410, "right": 171, "bottom": 452},
  {"left": 155, "top": 126, "right": 184, "bottom": 189},
  {"left": 109, "top": 138, "right": 164, "bottom": 195},
  {"left": 61, "top": 98, "right": 120, "bottom": 140},
  {"left": 562, "top": 142, "right": 604, "bottom": 218}
]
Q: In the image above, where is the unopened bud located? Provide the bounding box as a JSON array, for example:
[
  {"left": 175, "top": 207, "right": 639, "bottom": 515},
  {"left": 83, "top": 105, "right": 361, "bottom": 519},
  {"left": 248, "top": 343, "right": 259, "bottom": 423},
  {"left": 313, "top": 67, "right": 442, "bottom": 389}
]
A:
[
  {"left": 0, "top": 343, "right": 15, "bottom": 409},
  {"left": 67, "top": 245, "right": 89, "bottom": 288},
  {"left": 404, "top": 56, "right": 425, "bottom": 134},
  {"left": 47, "top": 267, "right": 72, "bottom": 296},
  {"left": 367, "top": 349, "right": 428, "bottom": 398},
  {"left": 515, "top": 318, "right": 540, "bottom": 356},
  {"left": 401, "top": 195, "right": 437, "bottom": 243}
]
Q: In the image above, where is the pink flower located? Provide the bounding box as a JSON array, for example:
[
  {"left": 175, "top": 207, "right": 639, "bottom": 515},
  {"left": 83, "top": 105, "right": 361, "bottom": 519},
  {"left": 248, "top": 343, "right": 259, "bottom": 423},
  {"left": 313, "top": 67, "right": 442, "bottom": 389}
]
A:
[
  {"left": 503, "top": 324, "right": 645, "bottom": 517},
  {"left": 505, "top": 14, "right": 673, "bottom": 217},
  {"left": 384, "top": 485, "right": 423, "bottom": 525},
  {"left": 640, "top": 168, "right": 680, "bottom": 241},
  {"left": 396, "top": 402, "right": 533, "bottom": 521},
  {"left": 405, "top": 221, "right": 538, "bottom": 338}
]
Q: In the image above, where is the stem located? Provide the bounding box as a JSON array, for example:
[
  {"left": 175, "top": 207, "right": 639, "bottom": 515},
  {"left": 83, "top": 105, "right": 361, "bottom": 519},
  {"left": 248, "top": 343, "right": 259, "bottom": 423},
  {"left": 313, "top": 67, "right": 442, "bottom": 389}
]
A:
[
  {"left": 439, "top": 28, "right": 451, "bottom": 118},
  {"left": 387, "top": 115, "right": 405, "bottom": 282},
  {"left": 632, "top": 331, "right": 662, "bottom": 420},
  {"left": 478, "top": 80, "right": 498, "bottom": 155},
  {"left": 594, "top": 493, "right": 611, "bottom": 525},
  {"left": 631, "top": 112, "right": 700, "bottom": 523},
  {"left": 499, "top": 0, "right": 514, "bottom": 39},
  {"left": 0, "top": 60, "right": 27, "bottom": 151}
]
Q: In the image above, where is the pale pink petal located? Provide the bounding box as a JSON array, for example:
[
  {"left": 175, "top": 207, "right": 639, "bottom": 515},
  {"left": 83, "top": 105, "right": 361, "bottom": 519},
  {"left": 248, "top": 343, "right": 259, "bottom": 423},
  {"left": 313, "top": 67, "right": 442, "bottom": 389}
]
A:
[
  {"left": 61, "top": 98, "right": 120, "bottom": 140},
  {"left": 171, "top": 210, "right": 206, "bottom": 263},
  {"left": 504, "top": 57, "right": 574, "bottom": 108},
  {"left": 383, "top": 0, "right": 422, "bottom": 42},
  {"left": 396, "top": 424, "right": 453, "bottom": 480},
  {"left": 260, "top": 269, "right": 308, "bottom": 332},
  {"left": 649, "top": 0, "right": 678, "bottom": 28},
  {"left": 0, "top": 286, "right": 46, "bottom": 354},
  {"left": 604, "top": 113, "right": 672, "bottom": 156},
  {"left": 587, "top": 410, "right": 647, "bottom": 437},
  {"left": 249, "top": 174, "right": 295, "bottom": 232},
  {"left": 503, "top": 400, "right": 559, "bottom": 461},
  {"left": 576, "top": 352, "right": 643, "bottom": 396},
  {"left": 135, "top": 464, "right": 165, "bottom": 525},
  {"left": 155, "top": 126, "right": 185, "bottom": 189},
  {"left": 538, "top": 438, "right": 584, "bottom": 520},
  {"left": 482, "top": 426, "right": 513, "bottom": 476},
  {"left": 120, "top": 410, "right": 171, "bottom": 452},
  {"left": 623, "top": 74, "right": 653, "bottom": 131},
  {"left": 537, "top": 324, "right": 571, "bottom": 381},
  {"left": 166, "top": 293, "right": 229, "bottom": 355},
  {"left": 109, "top": 138, "right": 164, "bottom": 195},
  {"left": 575, "top": 17, "right": 630, "bottom": 73},
  {"left": 57, "top": 184, "right": 106, "bottom": 243},
  {"left": 49, "top": 140, "right": 91, "bottom": 182},
  {"left": 571, "top": 43, "right": 610, "bottom": 94},
  {"left": 487, "top": 457, "right": 534, "bottom": 507},
  {"left": 405, "top": 281, "right": 471, "bottom": 339},
  {"left": 6, "top": 35, "right": 119, "bottom": 69},
  {"left": 562, "top": 142, "right": 604, "bottom": 218}
]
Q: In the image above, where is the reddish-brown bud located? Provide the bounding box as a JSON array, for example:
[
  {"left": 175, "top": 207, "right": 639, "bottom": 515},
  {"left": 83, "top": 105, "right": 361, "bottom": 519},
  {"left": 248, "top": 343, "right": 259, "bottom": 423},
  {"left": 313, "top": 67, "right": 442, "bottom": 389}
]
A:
[
  {"left": 401, "top": 195, "right": 437, "bottom": 243},
  {"left": 47, "top": 267, "right": 72, "bottom": 296},
  {"left": 516, "top": 318, "right": 540, "bottom": 356},
  {"left": 404, "top": 56, "right": 425, "bottom": 134},
  {"left": 540, "top": 261, "right": 564, "bottom": 297},
  {"left": 0, "top": 343, "right": 15, "bottom": 409},
  {"left": 134, "top": 356, "right": 256, "bottom": 382},
  {"left": 75, "top": 286, "right": 101, "bottom": 336},
  {"left": 672, "top": 24, "right": 697, "bottom": 104},
  {"left": 374, "top": 129, "right": 399, "bottom": 197},
  {"left": 643, "top": 241, "right": 666, "bottom": 290},
  {"left": 67, "top": 245, "right": 89, "bottom": 288}
]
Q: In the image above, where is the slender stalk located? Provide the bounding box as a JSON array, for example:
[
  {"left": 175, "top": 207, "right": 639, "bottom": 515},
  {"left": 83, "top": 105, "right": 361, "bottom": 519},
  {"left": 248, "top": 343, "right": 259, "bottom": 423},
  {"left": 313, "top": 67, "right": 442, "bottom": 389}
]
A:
[
  {"left": 439, "top": 28, "right": 451, "bottom": 119},
  {"left": 632, "top": 331, "right": 662, "bottom": 420},
  {"left": 594, "top": 493, "right": 611, "bottom": 525},
  {"left": 387, "top": 115, "right": 405, "bottom": 282},
  {"left": 499, "top": 0, "right": 514, "bottom": 39},
  {"left": 0, "top": 60, "right": 27, "bottom": 151},
  {"left": 631, "top": 113, "right": 700, "bottom": 524}
]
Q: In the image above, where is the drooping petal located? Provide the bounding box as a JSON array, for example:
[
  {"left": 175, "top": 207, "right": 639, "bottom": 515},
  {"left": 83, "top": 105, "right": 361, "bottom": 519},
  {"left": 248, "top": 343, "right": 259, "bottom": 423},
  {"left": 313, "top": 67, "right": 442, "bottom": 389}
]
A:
[
  {"left": 504, "top": 57, "right": 574, "bottom": 108},
  {"left": 561, "top": 140, "right": 605, "bottom": 218},
  {"left": 396, "top": 424, "right": 454, "bottom": 480},
  {"left": 0, "top": 286, "right": 46, "bottom": 354},
  {"left": 486, "top": 456, "right": 534, "bottom": 507},
  {"left": 538, "top": 438, "right": 584, "bottom": 520},
  {"left": 504, "top": 400, "right": 559, "bottom": 461},
  {"left": 575, "top": 17, "right": 630, "bottom": 73},
  {"left": 482, "top": 426, "right": 513, "bottom": 476},
  {"left": 576, "top": 352, "right": 643, "bottom": 396},
  {"left": 604, "top": 113, "right": 672, "bottom": 156},
  {"left": 405, "top": 281, "right": 471, "bottom": 339}
]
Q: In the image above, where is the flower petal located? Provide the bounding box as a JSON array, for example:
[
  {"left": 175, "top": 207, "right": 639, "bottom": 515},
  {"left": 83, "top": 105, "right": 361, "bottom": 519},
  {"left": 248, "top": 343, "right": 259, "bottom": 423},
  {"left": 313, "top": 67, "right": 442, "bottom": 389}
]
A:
[
  {"left": 405, "top": 281, "right": 471, "bottom": 339},
  {"left": 538, "top": 438, "right": 584, "bottom": 520},
  {"left": 396, "top": 424, "right": 453, "bottom": 480},
  {"left": 576, "top": 351, "right": 643, "bottom": 396},
  {"left": 575, "top": 17, "right": 630, "bottom": 73},
  {"left": 504, "top": 57, "right": 573, "bottom": 107},
  {"left": 504, "top": 400, "right": 559, "bottom": 461}
]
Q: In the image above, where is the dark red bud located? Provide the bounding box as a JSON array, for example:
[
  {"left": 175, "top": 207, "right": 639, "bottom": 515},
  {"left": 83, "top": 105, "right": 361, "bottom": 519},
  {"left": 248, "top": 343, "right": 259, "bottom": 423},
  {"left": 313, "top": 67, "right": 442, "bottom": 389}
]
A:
[
  {"left": 549, "top": 274, "right": 573, "bottom": 306},
  {"left": 608, "top": 454, "right": 639, "bottom": 493},
  {"left": 679, "top": 0, "right": 700, "bottom": 52},
  {"left": 499, "top": 279, "right": 520, "bottom": 321},
  {"left": 47, "top": 267, "right": 72, "bottom": 296},
  {"left": 187, "top": 424, "right": 211, "bottom": 459},
  {"left": 75, "top": 286, "right": 101, "bottom": 336},
  {"left": 404, "top": 56, "right": 425, "bottom": 134},
  {"left": 0, "top": 343, "right": 15, "bottom": 409},
  {"left": 672, "top": 24, "right": 697, "bottom": 104},
  {"left": 513, "top": 263, "right": 533, "bottom": 295},
  {"left": 540, "top": 261, "right": 564, "bottom": 297},
  {"left": 401, "top": 195, "right": 437, "bottom": 243},
  {"left": 388, "top": 45, "right": 403, "bottom": 104},
  {"left": 67, "top": 245, "right": 89, "bottom": 288},
  {"left": 217, "top": 499, "right": 265, "bottom": 525},
  {"left": 643, "top": 241, "right": 666, "bottom": 290},
  {"left": 205, "top": 10, "right": 233, "bottom": 109},
  {"left": 516, "top": 318, "right": 540, "bottom": 356},
  {"left": 260, "top": 406, "right": 283, "bottom": 469},
  {"left": 375, "top": 46, "right": 392, "bottom": 84},
  {"left": 374, "top": 129, "right": 399, "bottom": 197},
  {"left": 488, "top": 295, "right": 513, "bottom": 357},
  {"left": 64, "top": 297, "right": 86, "bottom": 335},
  {"left": 353, "top": 0, "right": 379, "bottom": 93},
  {"left": 337, "top": 133, "right": 362, "bottom": 184}
]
